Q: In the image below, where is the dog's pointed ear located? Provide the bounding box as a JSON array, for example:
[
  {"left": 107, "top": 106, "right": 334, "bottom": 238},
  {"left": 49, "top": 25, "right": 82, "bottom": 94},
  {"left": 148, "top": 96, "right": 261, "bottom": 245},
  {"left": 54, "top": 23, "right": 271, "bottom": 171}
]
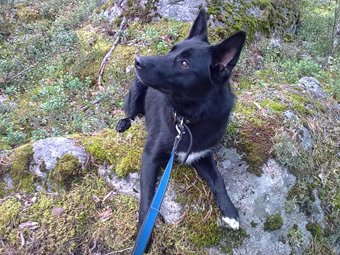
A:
[
  {"left": 188, "top": 8, "right": 208, "bottom": 42},
  {"left": 211, "top": 31, "right": 246, "bottom": 74}
]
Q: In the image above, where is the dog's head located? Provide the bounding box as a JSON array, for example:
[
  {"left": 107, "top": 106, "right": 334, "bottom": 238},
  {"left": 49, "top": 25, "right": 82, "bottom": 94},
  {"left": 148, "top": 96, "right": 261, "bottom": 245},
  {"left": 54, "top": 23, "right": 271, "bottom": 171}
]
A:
[{"left": 135, "top": 9, "right": 246, "bottom": 99}]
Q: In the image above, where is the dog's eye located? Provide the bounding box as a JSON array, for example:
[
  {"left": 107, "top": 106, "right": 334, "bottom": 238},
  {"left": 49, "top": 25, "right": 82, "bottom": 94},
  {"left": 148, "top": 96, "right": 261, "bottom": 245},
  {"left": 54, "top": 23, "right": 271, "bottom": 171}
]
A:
[{"left": 179, "top": 60, "right": 189, "bottom": 69}]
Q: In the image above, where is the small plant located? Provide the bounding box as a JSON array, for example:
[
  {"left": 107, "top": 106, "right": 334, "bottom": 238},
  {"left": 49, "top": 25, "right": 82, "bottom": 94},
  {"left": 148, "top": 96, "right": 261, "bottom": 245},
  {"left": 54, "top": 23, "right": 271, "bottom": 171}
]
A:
[{"left": 264, "top": 214, "right": 284, "bottom": 231}]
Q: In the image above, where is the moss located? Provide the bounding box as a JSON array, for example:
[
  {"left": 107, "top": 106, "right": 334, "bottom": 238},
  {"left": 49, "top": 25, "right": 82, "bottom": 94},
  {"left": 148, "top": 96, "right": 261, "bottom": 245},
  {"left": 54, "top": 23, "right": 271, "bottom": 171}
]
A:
[
  {"left": 17, "top": 5, "right": 41, "bottom": 22},
  {"left": 208, "top": 0, "right": 299, "bottom": 42},
  {"left": 121, "top": 0, "right": 160, "bottom": 22},
  {"left": 81, "top": 122, "right": 146, "bottom": 177},
  {"left": 50, "top": 154, "right": 82, "bottom": 188},
  {"left": 273, "top": 131, "right": 315, "bottom": 177},
  {"left": 251, "top": 221, "right": 258, "bottom": 228},
  {"left": 306, "top": 223, "right": 323, "bottom": 238},
  {"left": 234, "top": 102, "right": 257, "bottom": 118},
  {"left": 289, "top": 93, "right": 312, "bottom": 115},
  {"left": 72, "top": 26, "right": 112, "bottom": 78},
  {"left": 0, "top": 198, "right": 22, "bottom": 237},
  {"left": 259, "top": 99, "right": 287, "bottom": 113},
  {"left": 287, "top": 224, "right": 303, "bottom": 248},
  {"left": 264, "top": 214, "right": 284, "bottom": 231},
  {"left": 187, "top": 209, "right": 221, "bottom": 246},
  {"left": 172, "top": 166, "right": 247, "bottom": 251},
  {"left": 220, "top": 228, "right": 249, "bottom": 254},
  {"left": 0, "top": 182, "right": 6, "bottom": 198},
  {"left": 8, "top": 144, "right": 35, "bottom": 193},
  {"left": 104, "top": 44, "right": 139, "bottom": 85},
  {"left": 0, "top": 174, "right": 138, "bottom": 254},
  {"left": 235, "top": 119, "right": 278, "bottom": 176}
]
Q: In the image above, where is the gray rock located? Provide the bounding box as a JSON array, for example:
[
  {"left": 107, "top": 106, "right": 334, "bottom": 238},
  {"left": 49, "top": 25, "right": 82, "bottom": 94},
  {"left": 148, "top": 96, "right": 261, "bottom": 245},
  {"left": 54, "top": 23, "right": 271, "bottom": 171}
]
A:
[
  {"left": 284, "top": 110, "right": 300, "bottom": 122},
  {"left": 3, "top": 173, "right": 13, "bottom": 189},
  {"left": 298, "top": 126, "right": 313, "bottom": 152},
  {"left": 269, "top": 37, "right": 282, "bottom": 49},
  {"left": 311, "top": 189, "right": 326, "bottom": 229},
  {"left": 0, "top": 95, "right": 6, "bottom": 104},
  {"left": 215, "top": 147, "right": 313, "bottom": 255},
  {"left": 297, "top": 77, "right": 326, "bottom": 98},
  {"left": 102, "top": 169, "right": 183, "bottom": 224},
  {"left": 157, "top": 0, "right": 206, "bottom": 22},
  {"left": 30, "top": 137, "right": 88, "bottom": 178}
]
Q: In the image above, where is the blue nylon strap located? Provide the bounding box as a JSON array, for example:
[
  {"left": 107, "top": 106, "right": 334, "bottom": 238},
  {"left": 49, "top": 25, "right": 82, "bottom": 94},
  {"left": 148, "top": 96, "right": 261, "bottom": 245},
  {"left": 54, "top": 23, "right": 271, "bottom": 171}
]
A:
[{"left": 131, "top": 152, "right": 175, "bottom": 255}]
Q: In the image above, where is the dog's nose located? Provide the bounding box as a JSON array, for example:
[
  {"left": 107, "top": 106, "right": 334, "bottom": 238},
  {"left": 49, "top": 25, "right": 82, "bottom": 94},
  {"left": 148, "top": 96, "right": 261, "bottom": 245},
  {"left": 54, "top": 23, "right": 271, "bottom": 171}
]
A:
[{"left": 135, "top": 56, "right": 142, "bottom": 69}]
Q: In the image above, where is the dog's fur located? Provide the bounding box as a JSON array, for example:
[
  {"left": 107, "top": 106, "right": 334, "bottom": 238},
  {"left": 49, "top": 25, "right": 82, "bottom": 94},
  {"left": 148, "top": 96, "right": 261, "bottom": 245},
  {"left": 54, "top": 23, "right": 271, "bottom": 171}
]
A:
[{"left": 116, "top": 9, "right": 246, "bottom": 234}]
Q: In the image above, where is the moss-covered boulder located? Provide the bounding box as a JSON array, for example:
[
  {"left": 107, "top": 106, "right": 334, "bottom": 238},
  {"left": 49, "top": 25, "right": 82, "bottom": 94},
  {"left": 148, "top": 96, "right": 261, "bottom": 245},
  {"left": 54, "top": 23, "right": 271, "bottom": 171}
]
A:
[
  {"left": 50, "top": 154, "right": 82, "bottom": 188},
  {"left": 8, "top": 144, "right": 35, "bottom": 193},
  {"left": 99, "top": 0, "right": 300, "bottom": 42},
  {"left": 81, "top": 120, "right": 146, "bottom": 177}
]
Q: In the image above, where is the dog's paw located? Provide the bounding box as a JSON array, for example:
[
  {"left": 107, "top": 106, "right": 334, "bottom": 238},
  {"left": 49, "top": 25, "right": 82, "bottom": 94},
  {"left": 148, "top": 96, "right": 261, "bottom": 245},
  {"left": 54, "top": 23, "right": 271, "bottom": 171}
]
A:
[
  {"left": 222, "top": 216, "right": 240, "bottom": 230},
  {"left": 116, "top": 118, "right": 131, "bottom": 133}
]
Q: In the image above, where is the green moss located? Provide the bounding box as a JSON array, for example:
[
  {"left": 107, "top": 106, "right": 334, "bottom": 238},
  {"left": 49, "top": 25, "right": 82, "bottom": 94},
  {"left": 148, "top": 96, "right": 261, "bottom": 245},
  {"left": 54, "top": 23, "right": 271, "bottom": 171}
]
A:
[
  {"left": 72, "top": 26, "right": 113, "bottom": 78},
  {"left": 81, "top": 122, "right": 146, "bottom": 177},
  {"left": 251, "top": 221, "right": 258, "bottom": 228},
  {"left": 235, "top": 120, "right": 277, "bottom": 176},
  {"left": 260, "top": 99, "right": 287, "bottom": 113},
  {"left": 237, "top": 78, "right": 253, "bottom": 91},
  {"left": 234, "top": 102, "right": 257, "bottom": 118},
  {"left": 306, "top": 223, "right": 323, "bottom": 238},
  {"left": 287, "top": 224, "right": 303, "bottom": 247},
  {"left": 208, "top": 0, "right": 298, "bottom": 42},
  {"left": 8, "top": 144, "right": 35, "bottom": 193},
  {"left": 0, "top": 198, "right": 22, "bottom": 237},
  {"left": 273, "top": 132, "right": 315, "bottom": 177},
  {"left": 172, "top": 166, "right": 247, "bottom": 251},
  {"left": 289, "top": 93, "right": 312, "bottom": 115},
  {"left": 264, "top": 214, "right": 284, "bottom": 231},
  {"left": 0, "top": 174, "right": 138, "bottom": 254},
  {"left": 17, "top": 5, "right": 41, "bottom": 22},
  {"left": 120, "top": 0, "right": 160, "bottom": 23},
  {"left": 220, "top": 228, "right": 249, "bottom": 254},
  {"left": 0, "top": 182, "right": 6, "bottom": 198},
  {"left": 104, "top": 44, "right": 139, "bottom": 84},
  {"left": 50, "top": 154, "right": 82, "bottom": 188},
  {"left": 187, "top": 210, "right": 221, "bottom": 246}
]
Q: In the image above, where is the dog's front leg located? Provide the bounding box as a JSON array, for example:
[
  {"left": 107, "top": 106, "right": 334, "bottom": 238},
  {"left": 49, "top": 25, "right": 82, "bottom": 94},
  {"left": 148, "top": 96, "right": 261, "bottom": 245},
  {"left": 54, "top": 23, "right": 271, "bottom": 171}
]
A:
[
  {"left": 137, "top": 151, "right": 161, "bottom": 231},
  {"left": 116, "top": 79, "right": 147, "bottom": 133},
  {"left": 192, "top": 154, "right": 240, "bottom": 230}
]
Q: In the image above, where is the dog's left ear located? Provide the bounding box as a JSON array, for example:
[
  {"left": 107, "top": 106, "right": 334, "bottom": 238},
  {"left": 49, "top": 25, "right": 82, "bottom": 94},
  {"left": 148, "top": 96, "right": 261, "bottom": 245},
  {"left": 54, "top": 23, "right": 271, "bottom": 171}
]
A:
[
  {"left": 211, "top": 31, "right": 246, "bottom": 75},
  {"left": 188, "top": 8, "right": 208, "bottom": 42}
]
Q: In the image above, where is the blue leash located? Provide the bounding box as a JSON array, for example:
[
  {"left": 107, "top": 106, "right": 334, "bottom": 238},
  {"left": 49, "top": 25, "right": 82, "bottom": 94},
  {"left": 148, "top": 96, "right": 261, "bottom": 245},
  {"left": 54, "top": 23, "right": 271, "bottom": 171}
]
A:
[
  {"left": 131, "top": 115, "right": 192, "bottom": 255},
  {"left": 131, "top": 152, "right": 175, "bottom": 255}
]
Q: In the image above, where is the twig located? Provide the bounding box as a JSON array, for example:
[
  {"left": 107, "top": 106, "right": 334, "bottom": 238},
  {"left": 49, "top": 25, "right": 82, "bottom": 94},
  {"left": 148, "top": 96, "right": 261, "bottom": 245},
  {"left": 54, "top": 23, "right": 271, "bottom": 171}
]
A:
[
  {"left": 97, "top": 16, "right": 127, "bottom": 88},
  {"left": 7, "top": 62, "right": 39, "bottom": 82},
  {"left": 104, "top": 246, "right": 133, "bottom": 255}
]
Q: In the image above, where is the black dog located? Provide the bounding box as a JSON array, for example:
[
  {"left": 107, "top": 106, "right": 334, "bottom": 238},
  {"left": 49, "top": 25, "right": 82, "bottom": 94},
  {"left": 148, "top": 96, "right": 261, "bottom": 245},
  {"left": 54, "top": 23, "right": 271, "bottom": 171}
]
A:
[{"left": 116, "top": 9, "right": 246, "bottom": 233}]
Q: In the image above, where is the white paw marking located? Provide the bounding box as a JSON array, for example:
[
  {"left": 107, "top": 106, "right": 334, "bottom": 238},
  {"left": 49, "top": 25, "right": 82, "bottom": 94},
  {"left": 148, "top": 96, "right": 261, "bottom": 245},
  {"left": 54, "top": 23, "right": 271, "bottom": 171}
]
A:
[
  {"left": 222, "top": 217, "right": 240, "bottom": 230},
  {"left": 176, "top": 149, "right": 211, "bottom": 164}
]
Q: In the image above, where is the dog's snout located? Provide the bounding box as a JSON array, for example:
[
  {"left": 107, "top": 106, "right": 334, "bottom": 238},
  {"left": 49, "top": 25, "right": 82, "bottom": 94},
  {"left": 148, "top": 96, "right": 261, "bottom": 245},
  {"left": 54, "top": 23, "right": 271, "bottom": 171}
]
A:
[{"left": 135, "top": 56, "right": 142, "bottom": 69}]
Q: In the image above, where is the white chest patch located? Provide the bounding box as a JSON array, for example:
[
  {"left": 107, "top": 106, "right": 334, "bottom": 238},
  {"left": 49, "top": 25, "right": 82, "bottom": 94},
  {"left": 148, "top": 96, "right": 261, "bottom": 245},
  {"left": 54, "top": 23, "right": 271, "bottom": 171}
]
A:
[{"left": 176, "top": 149, "right": 211, "bottom": 164}]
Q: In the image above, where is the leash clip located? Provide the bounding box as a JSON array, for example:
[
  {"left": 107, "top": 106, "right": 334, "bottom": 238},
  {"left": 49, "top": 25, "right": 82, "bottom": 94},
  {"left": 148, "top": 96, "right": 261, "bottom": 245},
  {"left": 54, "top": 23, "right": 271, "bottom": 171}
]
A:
[{"left": 175, "top": 117, "right": 184, "bottom": 139}]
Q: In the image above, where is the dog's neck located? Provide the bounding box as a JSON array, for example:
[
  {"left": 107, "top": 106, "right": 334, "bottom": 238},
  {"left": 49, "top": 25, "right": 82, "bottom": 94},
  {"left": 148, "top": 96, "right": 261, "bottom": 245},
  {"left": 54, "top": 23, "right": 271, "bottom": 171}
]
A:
[{"left": 166, "top": 86, "right": 233, "bottom": 122}]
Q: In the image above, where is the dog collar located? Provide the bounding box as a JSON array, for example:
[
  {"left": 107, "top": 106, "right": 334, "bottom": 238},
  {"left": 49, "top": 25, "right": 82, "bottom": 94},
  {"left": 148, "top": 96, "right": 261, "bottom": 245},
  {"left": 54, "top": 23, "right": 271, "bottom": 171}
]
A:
[{"left": 172, "top": 110, "right": 191, "bottom": 124}]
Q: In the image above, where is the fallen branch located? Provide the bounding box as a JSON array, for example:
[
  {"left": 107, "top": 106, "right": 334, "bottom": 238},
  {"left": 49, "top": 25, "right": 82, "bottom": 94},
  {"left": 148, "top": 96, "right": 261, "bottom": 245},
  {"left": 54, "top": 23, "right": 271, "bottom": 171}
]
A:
[
  {"left": 7, "top": 62, "right": 39, "bottom": 82},
  {"left": 97, "top": 16, "right": 127, "bottom": 88}
]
